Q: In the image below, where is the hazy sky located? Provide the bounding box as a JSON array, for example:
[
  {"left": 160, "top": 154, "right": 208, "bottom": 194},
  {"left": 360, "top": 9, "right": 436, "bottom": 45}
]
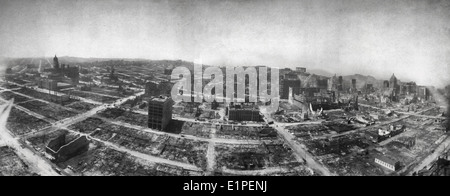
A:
[{"left": 0, "top": 0, "right": 449, "bottom": 87}]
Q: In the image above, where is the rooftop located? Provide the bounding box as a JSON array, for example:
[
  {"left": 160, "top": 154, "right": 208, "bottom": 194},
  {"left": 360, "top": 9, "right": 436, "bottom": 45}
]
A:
[{"left": 150, "top": 96, "right": 172, "bottom": 103}]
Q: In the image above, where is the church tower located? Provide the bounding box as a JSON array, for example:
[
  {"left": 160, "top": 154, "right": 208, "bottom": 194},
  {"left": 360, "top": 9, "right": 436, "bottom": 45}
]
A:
[
  {"left": 389, "top": 73, "right": 397, "bottom": 88},
  {"left": 53, "top": 55, "right": 60, "bottom": 69}
]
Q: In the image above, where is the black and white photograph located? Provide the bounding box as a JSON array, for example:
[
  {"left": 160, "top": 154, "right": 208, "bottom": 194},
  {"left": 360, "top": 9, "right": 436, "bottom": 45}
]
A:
[{"left": 0, "top": 0, "right": 449, "bottom": 182}]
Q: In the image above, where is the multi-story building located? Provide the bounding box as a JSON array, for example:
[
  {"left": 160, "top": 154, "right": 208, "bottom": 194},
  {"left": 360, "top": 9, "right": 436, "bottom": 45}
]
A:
[
  {"left": 383, "top": 80, "right": 390, "bottom": 89},
  {"left": 417, "top": 86, "right": 430, "bottom": 101},
  {"left": 148, "top": 96, "right": 173, "bottom": 131},
  {"left": 337, "top": 76, "right": 343, "bottom": 91},
  {"left": 389, "top": 74, "right": 400, "bottom": 94},
  {"left": 43, "top": 55, "right": 80, "bottom": 84},
  {"left": 374, "top": 155, "right": 401, "bottom": 172},
  {"left": 228, "top": 108, "right": 263, "bottom": 122},
  {"left": 317, "top": 78, "right": 328, "bottom": 90},
  {"left": 351, "top": 79, "right": 357, "bottom": 92},
  {"left": 327, "top": 75, "right": 338, "bottom": 91},
  {"left": 281, "top": 79, "right": 301, "bottom": 99},
  {"left": 164, "top": 68, "right": 172, "bottom": 75},
  {"left": 227, "top": 103, "right": 263, "bottom": 122}
]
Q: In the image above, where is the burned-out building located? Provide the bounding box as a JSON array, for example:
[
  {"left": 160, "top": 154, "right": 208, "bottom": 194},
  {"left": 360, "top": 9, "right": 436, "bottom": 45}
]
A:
[
  {"left": 401, "top": 82, "right": 417, "bottom": 96},
  {"left": 391, "top": 136, "right": 416, "bottom": 149},
  {"left": 292, "top": 87, "right": 340, "bottom": 110},
  {"left": 389, "top": 74, "right": 400, "bottom": 95},
  {"left": 317, "top": 78, "right": 329, "bottom": 90},
  {"left": 337, "top": 76, "right": 343, "bottom": 91},
  {"left": 211, "top": 100, "right": 220, "bottom": 110},
  {"left": 365, "top": 83, "right": 374, "bottom": 93},
  {"left": 45, "top": 133, "right": 89, "bottom": 163},
  {"left": 351, "top": 79, "right": 357, "bottom": 92},
  {"left": 148, "top": 96, "right": 173, "bottom": 131},
  {"left": 37, "top": 78, "right": 58, "bottom": 90},
  {"left": 145, "top": 81, "right": 159, "bottom": 96},
  {"left": 280, "top": 79, "right": 301, "bottom": 99},
  {"left": 417, "top": 86, "right": 430, "bottom": 101},
  {"left": 227, "top": 103, "right": 263, "bottom": 122},
  {"left": 374, "top": 155, "right": 401, "bottom": 172},
  {"left": 383, "top": 80, "right": 390, "bottom": 89}
]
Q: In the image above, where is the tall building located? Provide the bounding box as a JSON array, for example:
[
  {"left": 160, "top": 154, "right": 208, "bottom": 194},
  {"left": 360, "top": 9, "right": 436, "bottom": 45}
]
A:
[
  {"left": 390, "top": 74, "right": 400, "bottom": 94},
  {"left": 148, "top": 96, "right": 173, "bottom": 131},
  {"left": 317, "top": 78, "right": 328, "bottom": 90},
  {"left": 227, "top": 104, "right": 263, "bottom": 122},
  {"left": 164, "top": 68, "right": 172, "bottom": 75},
  {"left": 383, "top": 80, "right": 390, "bottom": 89},
  {"left": 404, "top": 82, "right": 417, "bottom": 95},
  {"left": 46, "top": 133, "right": 89, "bottom": 163},
  {"left": 351, "top": 79, "right": 357, "bottom": 92},
  {"left": 327, "top": 75, "right": 337, "bottom": 91},
  {"left": 53, "top": 55, "right": 60, "bottom": 69},
  {"left": 337, "top": 76, "right": 343, "bottom": 91},
  {"left": 281, "top": 79, "right": 301, "bottom": 99},
  {"left": 417, "top": 86, "right": 430, "bottom": 101}
]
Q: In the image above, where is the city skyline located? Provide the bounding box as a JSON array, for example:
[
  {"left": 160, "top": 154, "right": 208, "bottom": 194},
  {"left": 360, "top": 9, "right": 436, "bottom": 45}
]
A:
[
  {"left": 1, "top": 0, "right": 450, "bottom": 88},
  {"left": 0, "top": 0, "right": 449, "bottom": 177}
]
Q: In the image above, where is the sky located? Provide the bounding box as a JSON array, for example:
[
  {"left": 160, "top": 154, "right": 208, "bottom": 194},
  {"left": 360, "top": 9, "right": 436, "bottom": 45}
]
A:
[{"left": 0, "top": 0, "right": 449, "bottom": 87}]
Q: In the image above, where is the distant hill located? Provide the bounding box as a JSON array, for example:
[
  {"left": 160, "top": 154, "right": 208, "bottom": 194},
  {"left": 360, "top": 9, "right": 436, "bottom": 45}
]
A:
[
  {"left": 342, "top": 74, "right": 383, "bottom": 89},
  {"left": 308, "top": 69, "right": 334, "bottom": 77}
]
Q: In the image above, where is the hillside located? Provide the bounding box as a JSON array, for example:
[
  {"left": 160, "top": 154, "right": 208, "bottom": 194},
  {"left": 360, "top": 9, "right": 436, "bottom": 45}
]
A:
[{"left": 343, "top": 74, "right": 383, "bottom": 89}]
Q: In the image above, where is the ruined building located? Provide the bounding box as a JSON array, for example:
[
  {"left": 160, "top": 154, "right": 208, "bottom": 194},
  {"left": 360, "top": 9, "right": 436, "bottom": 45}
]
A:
[
  {"left": 280, "top": 79, "right": 301, "bottom": 99},
  {"left": 374, "top": 155, "right": 401, "bottom": 172},
  {"left": 351, "top": 79, "right": 357, "bottom": 92},
  {"left": 148, "top": 96, "right": 173, "bottom": 131},
  {"left": 390, "top": 74, "right": 400, "bottom": 95},
  {"left": 416, "top": 86, "right": 430, "bottom": 101},
  {"left": 337, "top": 76, "right": 343, "bottom": 91},
  {"left": 383, "top": 80, "right": 390, "bottom": 89},
  {"left": 227, "top": 103, "right": 263, "bottom": 122},
  {"left": 46, "top": 133, "right": 89, "bottom": 163}
]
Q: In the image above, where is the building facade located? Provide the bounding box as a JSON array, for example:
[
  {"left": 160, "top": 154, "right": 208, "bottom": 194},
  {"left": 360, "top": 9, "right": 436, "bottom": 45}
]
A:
[
  {"left": 375, "top": 156, "right": 400, "bottom": 172},
  {"left": 46, "top": 134, "right": 89, "bottom": 163},
  {"left": 228, "top": 108, "right": 263, "bottom": 122},
  {"left": 417, "top": 86, "right": 430, "bottom": 101},
  {"left": 281, "top": 79, "right": 301, "bottom": 99}
]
